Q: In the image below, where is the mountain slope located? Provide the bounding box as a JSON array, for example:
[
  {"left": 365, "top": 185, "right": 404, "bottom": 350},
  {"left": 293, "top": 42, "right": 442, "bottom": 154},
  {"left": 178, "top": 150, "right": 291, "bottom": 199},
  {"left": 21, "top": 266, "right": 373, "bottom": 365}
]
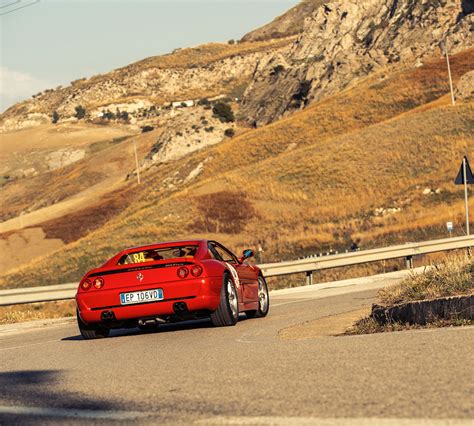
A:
[
  {"left": 241, "top": 0, "right": 327, "bottom": 42},
  {"left": 241, "top": 0, "right": 474, "bottom": 125},
  {"left": 0, "top": 39, "right": 291, "bottom": 132},
  {"left": 1, "top": 48, "right": 472, "bottom": 288}
]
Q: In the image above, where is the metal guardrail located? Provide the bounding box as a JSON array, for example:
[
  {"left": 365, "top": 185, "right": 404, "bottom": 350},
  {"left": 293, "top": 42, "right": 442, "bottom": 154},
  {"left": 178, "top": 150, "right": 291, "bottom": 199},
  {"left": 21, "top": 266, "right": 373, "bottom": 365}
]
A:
[
  {"left": 0, "top": 283, "right": 78, "bottom": 306},
  {"left": 259, "top": 235, "right": 474, "bottom": 285},
  {"left": 0, "top": 236, "right": 472, "bottom": 306}
]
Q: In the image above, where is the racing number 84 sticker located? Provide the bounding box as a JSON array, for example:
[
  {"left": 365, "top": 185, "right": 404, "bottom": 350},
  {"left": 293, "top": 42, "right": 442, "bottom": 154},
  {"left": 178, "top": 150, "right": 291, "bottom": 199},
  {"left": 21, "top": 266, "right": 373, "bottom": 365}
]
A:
[{"left": 225, "top": 263, "right": 240, "bottom": 289}]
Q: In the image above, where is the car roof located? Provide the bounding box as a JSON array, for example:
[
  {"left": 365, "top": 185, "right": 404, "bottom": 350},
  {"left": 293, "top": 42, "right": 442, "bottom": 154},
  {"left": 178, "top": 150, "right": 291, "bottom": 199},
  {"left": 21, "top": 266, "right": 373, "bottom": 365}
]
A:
[{"left": 123, "top": 239, "right": 207, "bottom": 253}]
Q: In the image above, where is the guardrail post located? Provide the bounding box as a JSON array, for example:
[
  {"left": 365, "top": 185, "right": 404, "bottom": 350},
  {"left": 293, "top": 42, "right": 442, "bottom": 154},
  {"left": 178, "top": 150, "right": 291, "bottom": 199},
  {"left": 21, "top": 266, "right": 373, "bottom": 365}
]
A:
[
  {"left": 405, "top": 256, "right": 414, "bottom": 269},
  {"left": 306, "top": 271, "right": 313, "bottom": 286}
]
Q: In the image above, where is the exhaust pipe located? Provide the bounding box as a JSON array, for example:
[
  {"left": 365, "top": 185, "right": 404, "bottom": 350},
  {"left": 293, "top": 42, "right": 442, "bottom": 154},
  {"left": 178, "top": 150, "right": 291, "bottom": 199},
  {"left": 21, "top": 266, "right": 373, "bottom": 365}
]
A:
[
  {"left": 173, "top": 302, "right": 188, "bottom": 313},
  {"left": 138, "top": 318, "right": 166, "bottom": 327},
  {"left": 101, "top": 311, "right": 115, "bottom": 321}
]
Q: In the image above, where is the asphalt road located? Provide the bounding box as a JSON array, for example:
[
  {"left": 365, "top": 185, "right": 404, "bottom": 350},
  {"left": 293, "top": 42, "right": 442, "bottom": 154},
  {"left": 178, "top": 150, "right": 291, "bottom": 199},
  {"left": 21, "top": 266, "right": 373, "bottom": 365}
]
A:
[{"left": 1, "top": 271, "right": 473, "bottom": 425}]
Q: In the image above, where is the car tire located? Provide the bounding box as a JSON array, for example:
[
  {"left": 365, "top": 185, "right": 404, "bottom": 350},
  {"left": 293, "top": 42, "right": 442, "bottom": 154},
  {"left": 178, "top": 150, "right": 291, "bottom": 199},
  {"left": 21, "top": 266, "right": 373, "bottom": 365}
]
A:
[
  {"left": 77, "top": 311, "right": 110, "bottom": 339},
  {"left": 246, "top": 276, "right": 270, "bottom": 319},
  {"left": 210, "top": 273, "right": 239, "bottom": 327}
]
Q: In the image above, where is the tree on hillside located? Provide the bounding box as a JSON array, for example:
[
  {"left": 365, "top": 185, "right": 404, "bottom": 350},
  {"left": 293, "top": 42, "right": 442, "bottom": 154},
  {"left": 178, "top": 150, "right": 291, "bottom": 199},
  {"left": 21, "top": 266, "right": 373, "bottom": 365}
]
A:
[
  {"left": 75, "top": 105, "right": 86, "bottom": 119},
  {"left": 120, "top": 110, "right": 129, "bottom": 122},
  {"left": 224, "top": 128, "right": 235, "bottom": 138},
  {"left": 212, "top": 102, "right": 235, "bottom": 123},
  {"left": 51, "top": 111, "right": 59, "bottom": 124}
]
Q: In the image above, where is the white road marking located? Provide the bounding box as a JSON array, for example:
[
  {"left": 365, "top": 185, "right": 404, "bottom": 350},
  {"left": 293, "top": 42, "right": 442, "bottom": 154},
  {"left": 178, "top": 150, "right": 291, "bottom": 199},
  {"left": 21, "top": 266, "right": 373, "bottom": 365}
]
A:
[
  {"left": 197, "top": 416, "right": 472, "bottom": 425},
  {"left": 0, "top": 405, "right": 151, "bottom": 420},
  {"left": 0, "top": 339, "right": 59, "bottom": 352},
  {"left": 0, "top": 317, "right": 74, "bottom": 336}
]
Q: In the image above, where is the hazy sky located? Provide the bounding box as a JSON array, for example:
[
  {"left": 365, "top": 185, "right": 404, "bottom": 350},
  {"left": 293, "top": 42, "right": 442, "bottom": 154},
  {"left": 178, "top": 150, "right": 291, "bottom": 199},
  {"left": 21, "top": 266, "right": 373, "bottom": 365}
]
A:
[{"left": 0, "top": 0, "right": 299, "bottom": 111}]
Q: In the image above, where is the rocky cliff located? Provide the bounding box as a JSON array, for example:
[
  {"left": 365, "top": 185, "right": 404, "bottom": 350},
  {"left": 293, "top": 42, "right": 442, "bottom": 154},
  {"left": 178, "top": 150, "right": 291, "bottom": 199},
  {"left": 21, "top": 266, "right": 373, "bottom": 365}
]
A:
[
  {"left": 0, "top": 40, "right": 291, "bottom": 132},
  {"left": 240, "top": 0, "right": 474, "bottom": 126},
  {"left": 241, "top": 0, "right": 327, "bottom": 42}
]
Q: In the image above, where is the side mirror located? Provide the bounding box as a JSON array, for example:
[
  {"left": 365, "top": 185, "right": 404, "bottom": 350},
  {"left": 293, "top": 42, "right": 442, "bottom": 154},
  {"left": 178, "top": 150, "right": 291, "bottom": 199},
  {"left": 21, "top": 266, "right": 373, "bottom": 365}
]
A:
[{"left": 240, "top": 249, "right": 254, "bottom": 263}]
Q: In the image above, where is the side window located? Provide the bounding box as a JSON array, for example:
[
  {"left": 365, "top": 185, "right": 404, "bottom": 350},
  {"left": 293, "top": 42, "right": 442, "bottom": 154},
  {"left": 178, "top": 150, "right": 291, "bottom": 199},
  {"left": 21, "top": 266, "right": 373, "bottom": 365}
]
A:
[
  {"left": 208, "top": 243, "right": 221, "bottom": 260},
  {"left": 213, "top": 243, "right": 237, "bottom": 264}
]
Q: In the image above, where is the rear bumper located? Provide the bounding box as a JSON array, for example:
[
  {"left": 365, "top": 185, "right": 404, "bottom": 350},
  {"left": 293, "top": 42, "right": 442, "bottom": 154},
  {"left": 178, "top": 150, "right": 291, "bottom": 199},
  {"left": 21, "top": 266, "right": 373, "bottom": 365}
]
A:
[{"left": 76, "top": 276, "right": 222, "bottom": 324}]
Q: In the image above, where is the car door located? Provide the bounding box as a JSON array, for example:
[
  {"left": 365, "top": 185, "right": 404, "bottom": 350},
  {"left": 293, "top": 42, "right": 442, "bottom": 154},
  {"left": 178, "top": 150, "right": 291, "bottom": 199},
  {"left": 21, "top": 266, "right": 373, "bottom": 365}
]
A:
[
  {"left": 211, "top": 242, "right": 258, "bottom": 303},
  {"left": 207, "top": 242, "right": 243, "bottom": 303}
]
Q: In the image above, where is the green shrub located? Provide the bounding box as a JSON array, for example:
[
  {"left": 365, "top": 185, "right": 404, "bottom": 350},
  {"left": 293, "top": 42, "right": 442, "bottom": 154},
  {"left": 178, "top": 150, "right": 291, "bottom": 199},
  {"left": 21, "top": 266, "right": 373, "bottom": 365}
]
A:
[
  {"left": 141, "top": 125, "right": 154, "bottom": 133},
  {"left": 271, "top": 64, "right": 285, "bottom": 76},
  {"left": 212, "top": 102, "right": 235, "bottom": 123},
  {"left": 117, "top": 110, "right": 129, "bottom": 121},
  {"left": 224, "top": 128, "right": 235, "bottom": 138},
  {"left": 51, "top": 111, "right": 59, "bottom": 124},
  {"left": 75, "top": 105, "right": 86, "bottom": 119},
  {"left": 102, "top": 109, "right": 115, "bottom": 120}
]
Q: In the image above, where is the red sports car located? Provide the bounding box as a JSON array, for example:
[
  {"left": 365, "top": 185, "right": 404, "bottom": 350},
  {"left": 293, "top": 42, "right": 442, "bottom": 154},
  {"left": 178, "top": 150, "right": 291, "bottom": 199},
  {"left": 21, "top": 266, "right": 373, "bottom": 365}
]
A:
[{"left": 76, "top": 239, "right": 269, "bottom": 339}]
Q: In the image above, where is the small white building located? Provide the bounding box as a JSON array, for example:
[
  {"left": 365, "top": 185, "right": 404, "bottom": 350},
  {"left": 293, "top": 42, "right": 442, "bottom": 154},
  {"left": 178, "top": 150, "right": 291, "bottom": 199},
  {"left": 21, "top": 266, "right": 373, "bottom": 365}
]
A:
[{"left": 172, "top": 100, "right": 194, "bottom": 108}]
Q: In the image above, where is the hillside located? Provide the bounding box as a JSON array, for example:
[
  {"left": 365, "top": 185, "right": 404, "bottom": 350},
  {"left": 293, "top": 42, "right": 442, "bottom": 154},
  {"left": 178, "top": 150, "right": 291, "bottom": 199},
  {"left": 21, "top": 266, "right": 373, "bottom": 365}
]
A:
[
  {"left": 240, "top": 0, "right": 474, "bottom": 125},
  {"left": 0, "top": 0, "right": 473, "bottom": 287},
  {"left": 241, "top": 0, "right": 326, "bottom": 42},
  {"left": 0, "top": 39, "right": 292, "bottom": 132},
  {"left": 1, "top": 48, "right": 472, "bottom": 288}
]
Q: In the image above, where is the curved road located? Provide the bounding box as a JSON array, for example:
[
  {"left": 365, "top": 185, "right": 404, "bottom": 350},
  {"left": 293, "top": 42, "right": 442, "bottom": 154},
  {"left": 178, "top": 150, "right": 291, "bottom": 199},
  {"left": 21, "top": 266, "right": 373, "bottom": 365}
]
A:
[{"left": 1, "top": 271, "right": 472, "bottom": 424}]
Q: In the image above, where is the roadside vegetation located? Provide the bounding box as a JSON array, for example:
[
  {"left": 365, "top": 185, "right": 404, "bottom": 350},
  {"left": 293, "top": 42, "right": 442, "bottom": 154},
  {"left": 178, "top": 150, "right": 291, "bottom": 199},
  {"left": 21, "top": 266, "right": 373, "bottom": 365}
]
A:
[
  {"left": 0, "top": 300, "right": 76, "bottom": 325},
  {"left": 378, "top": 255, "right": 473, "bottom": 305},
  {"left": 346, "top": 255, "right": 473, "bottom": 335}
]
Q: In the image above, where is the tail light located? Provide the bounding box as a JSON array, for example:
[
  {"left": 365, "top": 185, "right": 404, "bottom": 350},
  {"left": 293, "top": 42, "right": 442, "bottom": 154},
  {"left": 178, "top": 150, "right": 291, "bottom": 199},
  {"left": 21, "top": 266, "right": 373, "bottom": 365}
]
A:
[
  {"left": 93, "top": 277, "right": 105, "bottom": 289},
  {"left": 190, "top": 265, "right": 203, "bottom": 277},
  {"left": 177, "top": 267, "right": 189, "bottom": 279},
  {"left": 81, "top": 279, "right": 92, "bottom": 290}
]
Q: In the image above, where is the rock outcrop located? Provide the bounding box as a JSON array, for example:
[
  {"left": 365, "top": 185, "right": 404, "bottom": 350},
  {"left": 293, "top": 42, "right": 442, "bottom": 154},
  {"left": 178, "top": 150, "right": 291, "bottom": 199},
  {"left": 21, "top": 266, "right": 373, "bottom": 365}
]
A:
[
  {"left": 240, "top": 0, "right": 474, "bottom": 126},
  {"left": 241, "top": 0, "right": 327, "bottom": 42},
  {"left": 455, "top": 70, "right": 474, "bottom": 100}
]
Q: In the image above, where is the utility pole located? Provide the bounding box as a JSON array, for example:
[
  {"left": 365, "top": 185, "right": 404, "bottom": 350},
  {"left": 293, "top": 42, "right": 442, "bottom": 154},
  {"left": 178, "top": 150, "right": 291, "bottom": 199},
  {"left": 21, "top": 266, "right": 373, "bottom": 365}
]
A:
[
  {"left": 445, "top": 36, "right": 456, "bottom": 107},
  {"left": 462, "top": 157, "right": 470, "bottom": 235},
  {"left": 133, "top": 139, "right": 141, "bottom": 185}
]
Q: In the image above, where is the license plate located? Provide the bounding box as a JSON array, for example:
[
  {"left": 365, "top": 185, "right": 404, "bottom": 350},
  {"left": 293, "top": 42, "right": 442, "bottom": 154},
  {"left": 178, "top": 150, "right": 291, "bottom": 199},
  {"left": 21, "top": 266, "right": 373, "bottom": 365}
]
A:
[{"left": 120, "top": 288, "right": 164, "bottom": 305}]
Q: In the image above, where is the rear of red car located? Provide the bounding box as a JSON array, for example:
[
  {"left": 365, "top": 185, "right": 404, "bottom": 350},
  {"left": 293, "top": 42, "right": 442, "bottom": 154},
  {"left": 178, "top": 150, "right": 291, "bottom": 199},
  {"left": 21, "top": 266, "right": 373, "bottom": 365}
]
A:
[{"left": 76, "top": 241, "right": 223, "bottom": 334}]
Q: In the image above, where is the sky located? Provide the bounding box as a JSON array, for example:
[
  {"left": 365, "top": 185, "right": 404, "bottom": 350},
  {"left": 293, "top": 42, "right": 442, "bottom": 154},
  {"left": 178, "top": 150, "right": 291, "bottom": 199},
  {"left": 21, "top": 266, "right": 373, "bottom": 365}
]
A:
[{"left": 0, "top": 0, "right": 299, "bottom": 112}]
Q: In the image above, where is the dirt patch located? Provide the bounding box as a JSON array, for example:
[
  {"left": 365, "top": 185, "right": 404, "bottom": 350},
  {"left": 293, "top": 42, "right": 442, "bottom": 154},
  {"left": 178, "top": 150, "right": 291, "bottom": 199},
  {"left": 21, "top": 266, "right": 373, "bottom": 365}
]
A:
[
  {"left": 279, "top": 307, "right": 371, "bottom": 340},
  {"left": 191, "top": 191, "right": 257, "bottom": 234},
  {"left": 37, "top": 188, "right": 134, "bottom": 243},
  {"left": 0, "top": 228, "right": 64, "bottom": 275}
]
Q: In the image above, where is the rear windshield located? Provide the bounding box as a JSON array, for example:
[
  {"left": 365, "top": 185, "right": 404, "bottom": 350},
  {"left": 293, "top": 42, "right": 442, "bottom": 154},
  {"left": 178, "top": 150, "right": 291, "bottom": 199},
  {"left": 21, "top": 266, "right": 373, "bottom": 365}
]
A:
[{"left": 117, "top": 245, "right": 198, "bottom": 265}]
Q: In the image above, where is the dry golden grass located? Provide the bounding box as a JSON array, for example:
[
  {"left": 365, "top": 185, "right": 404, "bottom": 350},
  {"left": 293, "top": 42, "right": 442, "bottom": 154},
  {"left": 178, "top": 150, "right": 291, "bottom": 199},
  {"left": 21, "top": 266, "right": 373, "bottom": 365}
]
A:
[
  {"left": 115, "top": 39, "right": 294, "bottom": 71},
  {"left": 378, "top": 254, "right": 473, "bottom": 305},
  {"left": 346, "top": 254, "right": 474, "bottom": 335},
  {"left": 1, "top": 49, "right": 473, "bottom": 289},
  {"left": 345, "top": 316, "right": 473, "bottom": 335},
  {"left": 0, "top": 300, "right": 76, "bottom": 324},
  {"left": 75, "top": 39, "right": 294, "bottom": 106}
]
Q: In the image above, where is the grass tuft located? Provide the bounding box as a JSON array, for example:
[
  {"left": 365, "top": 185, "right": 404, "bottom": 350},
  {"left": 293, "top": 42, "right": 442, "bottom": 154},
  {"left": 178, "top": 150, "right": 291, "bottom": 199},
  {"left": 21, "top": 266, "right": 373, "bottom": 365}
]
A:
[
  {"left": 347, "top": 254, "right": 474, "bottom": 335},
  {"left": 378, "top": 254, "right": 473, "bottom": 306}
]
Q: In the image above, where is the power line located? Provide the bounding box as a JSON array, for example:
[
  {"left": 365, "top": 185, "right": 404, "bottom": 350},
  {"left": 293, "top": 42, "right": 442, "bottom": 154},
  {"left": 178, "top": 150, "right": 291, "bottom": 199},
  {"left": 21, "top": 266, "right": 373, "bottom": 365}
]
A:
[
  {"left": 0, "top": 0, "right": 39, "bottom": 16},
  {"left": 0, "top": 1, "right": 20, "bottom": 9}
]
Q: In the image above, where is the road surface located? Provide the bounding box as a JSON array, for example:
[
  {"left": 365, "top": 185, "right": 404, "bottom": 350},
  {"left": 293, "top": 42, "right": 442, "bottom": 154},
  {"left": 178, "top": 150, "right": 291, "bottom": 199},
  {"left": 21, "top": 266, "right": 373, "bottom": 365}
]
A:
[{"left": 1, "top": 270, "right": 472, "bottom": 424}]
